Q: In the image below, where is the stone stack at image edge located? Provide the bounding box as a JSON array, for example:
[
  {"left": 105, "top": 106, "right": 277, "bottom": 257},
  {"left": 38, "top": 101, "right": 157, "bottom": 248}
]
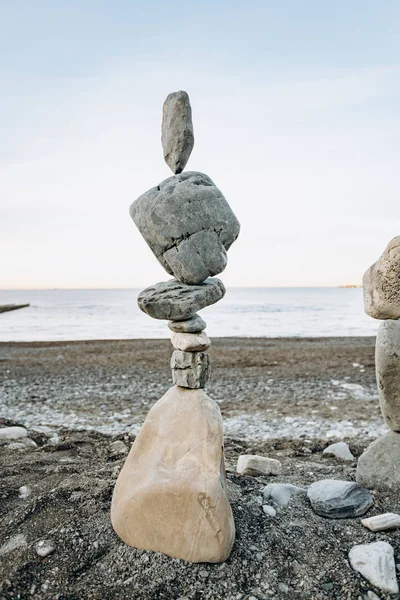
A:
[{"left": 357, "top": 236, "right": 400, "bottom": 490}]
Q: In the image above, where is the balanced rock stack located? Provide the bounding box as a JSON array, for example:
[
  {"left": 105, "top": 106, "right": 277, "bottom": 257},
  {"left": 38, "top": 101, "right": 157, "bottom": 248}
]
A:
[
  {"left": 356, "top": 236, "right": 400, "bottom": 491},
  {"left": 111, "top": 91, "right": 239, "bottom": 563}
]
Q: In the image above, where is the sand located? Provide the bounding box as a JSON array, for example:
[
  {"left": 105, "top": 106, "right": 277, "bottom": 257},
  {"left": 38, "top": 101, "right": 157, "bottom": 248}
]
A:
[{"left": 1, "top": 337, "right": 398, "bottom": 599}]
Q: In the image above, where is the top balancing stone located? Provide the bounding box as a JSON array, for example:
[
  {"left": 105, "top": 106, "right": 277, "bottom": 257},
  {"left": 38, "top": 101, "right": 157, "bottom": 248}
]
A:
[{"left": 162, "top": 90, "right": 194, "bottom": 174}]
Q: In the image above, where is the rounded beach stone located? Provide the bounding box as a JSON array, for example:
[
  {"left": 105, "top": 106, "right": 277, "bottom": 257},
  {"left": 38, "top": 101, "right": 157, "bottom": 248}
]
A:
[
  {"left": 171, "top": 331, "right": 210, "bottom": 352},
  {"left": 137, "top": 278, "right": 225, "bottom": 321},
  {"left": 363, "top": 236, "right": 400, "bottom": 319},
  {"left": 376, "top": 320, "right": 400, "bottom": 431},
  {"left": 171, "top": 350, "right": 210, "bottom": 389},
  {"left": 111, "top": 386, "right": 235, "bottom": 563},
  {"left": 356, "top": 431, "right": 400, "bottom": 491},
  {"left": 0, "top": 426, "right": 28, "bottom": 441},
  {"left": 168, "top": 314, "right": 206, "bottom": 333},
  {"left": 307, "top": 479, "right": 373, "bottom": 518},
  {"left": 130, "top": 172, "right": 240, "bottom": 285},
  {"left": 162, "top": 91, "right": 194, "bottom": 174}
]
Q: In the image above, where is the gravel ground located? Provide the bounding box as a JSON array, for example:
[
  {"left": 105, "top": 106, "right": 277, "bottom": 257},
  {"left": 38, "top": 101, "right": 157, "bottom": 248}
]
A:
[{"left": 1, "top": 337, "right": 398, "bottom": 600}]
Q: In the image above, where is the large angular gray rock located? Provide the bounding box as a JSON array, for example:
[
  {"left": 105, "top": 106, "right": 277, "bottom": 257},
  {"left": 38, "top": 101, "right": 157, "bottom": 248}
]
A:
[
  {"left": 137, "top": 278, "right": 225, "bottom": 321},
  {"left": 307, "top": 479, "right": 373, "bottom": 518},
  {"left": 356, "top": 431, "right": 400, "bottom": 491},
  {"left": 171, "top": 350, "right": 210, "bottom": 389},
  {"left": 130, "top": 172, "right": 240, "bottom": 285},
  {"left": 363, "top": 236, "right": 400, "bottom": 319},
  {"left": 376, "top": 320, "right": 400, "bottom": 431},
  {"left": 161, "top": 91, "right": 194, "bottom": 174},
  {"left": 168, "top": 314, "right": 206, "bottom": 333}
]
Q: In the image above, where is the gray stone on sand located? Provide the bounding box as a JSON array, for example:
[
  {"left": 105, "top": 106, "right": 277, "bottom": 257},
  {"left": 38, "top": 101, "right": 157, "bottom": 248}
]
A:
[
  {"left": 168, "top": 314, "right": 206, "bottom": 333},
  {"left": 376, "top": 320, "right": 400, "bottom": 431},
  {"left": 0, "top": 426, "right": 27, "bottom": 440},
  {"left": 349, "top": 541, "right": 398, "bottom": 594},
  {"left": 262, "top": 483, "right": 307, "bottom": 507},
  {"left": 363, "top": 236, "right": 400, "bottom": 319},
  {"left": 356, "top": 431, "right": 400, "bottom": 491},
  {"left": 138, "top": 278, "right": 225, "bottom": 321},
  {"left": 171, "top": 350, "right": 210, "bottom": 389},
  {"left": 307, "top": 479, "right": 373, "bottom": 519},
  {"left": 323, "top": 441, "right": 355, "bottom": 461},
  {"left": 162, "top": 91, "right": 194, "bottom": 175},
  {"left": 130, "top": 172, "right": 240, "bottom": 285}
]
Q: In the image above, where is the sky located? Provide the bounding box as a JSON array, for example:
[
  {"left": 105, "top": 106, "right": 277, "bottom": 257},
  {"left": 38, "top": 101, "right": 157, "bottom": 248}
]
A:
[{"left": 1, "top": 1, "right": 399, "bottom": 289}]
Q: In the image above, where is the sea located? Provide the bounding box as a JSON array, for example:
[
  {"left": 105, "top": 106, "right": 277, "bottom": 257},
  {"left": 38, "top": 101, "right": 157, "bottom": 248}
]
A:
[{"left": 0, "top": 288, "right": 379, "bottom": 342}]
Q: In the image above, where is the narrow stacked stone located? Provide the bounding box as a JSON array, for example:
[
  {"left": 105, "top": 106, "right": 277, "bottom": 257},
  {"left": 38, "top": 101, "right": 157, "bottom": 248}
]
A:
[
  {"left": 111, "top": 91, "right": 240, "bottom": 563},
  {"left": 356, "top": 236, "right": 400, "bottom": 490}
]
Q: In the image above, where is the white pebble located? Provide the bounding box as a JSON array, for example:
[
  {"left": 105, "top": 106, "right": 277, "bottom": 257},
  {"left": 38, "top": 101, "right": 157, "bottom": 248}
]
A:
[
  {"left": 262, "top": 505, "right": 277, "bottom": 517},
  {"left": 35, "top": 539, "right": 56, "bottom": 558},
  {"left": 18, "top": 485, "right": 31, "bottom": 499},
  {"left": 362, "top": 513, "right": 400, "bottom": 532}
]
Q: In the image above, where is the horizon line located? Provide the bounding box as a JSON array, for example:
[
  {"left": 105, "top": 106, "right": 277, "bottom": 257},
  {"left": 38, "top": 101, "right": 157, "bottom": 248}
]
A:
[{"left": 0, "top": 284, "right": 362, "bottom": 291}]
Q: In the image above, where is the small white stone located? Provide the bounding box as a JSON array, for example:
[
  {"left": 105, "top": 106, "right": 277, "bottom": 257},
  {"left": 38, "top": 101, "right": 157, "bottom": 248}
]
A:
[
  {"left": 171, "top": 331, "right": 211, "bottom": 352},
  {"left": 18, "top": 486, "right": 31, "bottom": 499},
  {"left": 35, "top": 539, "right": 56, "bottom": 558},
  {"left": 349, "top": 541, "right": 398, "bottom": 594},
  {"left": 262, "top": 505, "right": 277, "bottom": 517},
  {"left": 0, "top": 426, "right": 28, "bottom": 440},
  {"left": 323, "top": 441, "right": 355, "bottom": 461},
  {"left": 367, "top": 592, "right": 380, "bottom": 600},
  {"left": 361, "top": 513, "right": 400, "bottom": 532},
  {"left": 110, "top": 440, "right": 128, "bottom": 457},
  {"left": 236, "top": 455, "right": 282, "bottom": 476}
]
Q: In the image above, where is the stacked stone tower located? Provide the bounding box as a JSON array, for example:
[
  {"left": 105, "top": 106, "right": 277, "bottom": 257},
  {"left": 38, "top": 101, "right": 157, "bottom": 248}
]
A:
[
  {"left": 111, "top": 91, "right": 240, "bottom": 562},
  {"left": 356, "top": 236, "right": 400, "bottom": 490}
]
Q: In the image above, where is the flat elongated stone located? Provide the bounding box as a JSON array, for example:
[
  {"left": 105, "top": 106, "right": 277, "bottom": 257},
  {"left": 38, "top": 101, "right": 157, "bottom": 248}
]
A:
[
  {"left": 363, "top": 236, "right": 400, "bottom": 319},
  {"left": 138, "top": 278, "right": 225, "bottom": 321},
  {"left": 376, "top": 320, "right": 400, "bottom": 431},
  {"left": 307, "top": 479, "right": 373, "bottom": 518},
  {"left": 130, "top": 172, "right": 240, "bottom": 285},
  {"left": 168, "top": 314, "right": 206, "bottom": 333},
  {"left": 236, "top": 455, "right": 282, "bottom": 476},
  {"left": 349, "top": 541, "right": 398, "bottom": 594},
  {"left": 111, "top": 386, "right": 235, "bottom": 563},
  {"left": 362, "top": 513, "right": 400, "bottom": 532},
  {"left": 162, "top": 91, "right": 194, "bottom": 174},
  {"left": 356, "top": 431, "right": 400, "bottom": 491},
  {"left": 171, "top": 350, "right": 210, "bottom": 388},
  {"left": 171, "top": 332, "right": 210, "bottom": 352}
]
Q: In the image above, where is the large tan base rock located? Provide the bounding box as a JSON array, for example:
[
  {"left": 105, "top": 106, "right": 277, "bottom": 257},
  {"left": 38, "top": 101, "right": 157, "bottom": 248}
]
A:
[{"left": 111, "top": 386, "right": 235, "bottom": 563}]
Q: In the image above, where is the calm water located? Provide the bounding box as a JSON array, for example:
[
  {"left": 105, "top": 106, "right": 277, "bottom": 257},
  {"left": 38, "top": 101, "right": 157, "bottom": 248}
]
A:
[
  {"left": 0, "top": 288, "right": 378, "bottom": 341},
  {"left": 0, "top": 288, "right": 379, "bottom": 341}
]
